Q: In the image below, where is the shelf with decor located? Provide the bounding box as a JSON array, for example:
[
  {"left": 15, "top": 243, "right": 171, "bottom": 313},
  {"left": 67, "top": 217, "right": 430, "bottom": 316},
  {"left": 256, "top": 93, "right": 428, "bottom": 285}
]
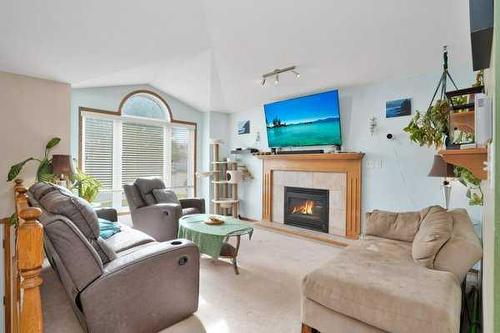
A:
[
  {"left": 438, "top": 148, "right": 488, "bottom": 180},
  {"left": 446, "top": 85, "right": 484, "bottom": 141}
]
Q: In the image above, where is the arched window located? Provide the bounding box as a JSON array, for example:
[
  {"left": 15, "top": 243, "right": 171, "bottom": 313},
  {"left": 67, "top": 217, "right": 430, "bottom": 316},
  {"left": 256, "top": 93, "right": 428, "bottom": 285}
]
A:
[
  {"left": 121, "top": 92, "right": 171, "bottom": 121},
  {"left": 80, "top": 90, "right": 196, "bottom": 210}
]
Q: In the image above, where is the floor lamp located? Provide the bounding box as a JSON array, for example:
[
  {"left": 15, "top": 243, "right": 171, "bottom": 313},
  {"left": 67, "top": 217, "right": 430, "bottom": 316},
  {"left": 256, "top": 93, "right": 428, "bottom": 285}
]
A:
[{"left": 428, "top": 155, "right": 455, "bottom": 209}]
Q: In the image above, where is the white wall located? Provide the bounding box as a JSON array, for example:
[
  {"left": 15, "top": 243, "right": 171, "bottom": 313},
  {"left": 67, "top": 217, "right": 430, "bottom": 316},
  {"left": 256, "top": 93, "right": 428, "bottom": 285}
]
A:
[
  {"left": 0, "top": 71, "right": 70, "bottom": 330},
  {"left": 229, "top": 68, "right": 482, "bottom": 222},
  {"left": 71, "top": 84, "right": 206, "bottom": 197}
]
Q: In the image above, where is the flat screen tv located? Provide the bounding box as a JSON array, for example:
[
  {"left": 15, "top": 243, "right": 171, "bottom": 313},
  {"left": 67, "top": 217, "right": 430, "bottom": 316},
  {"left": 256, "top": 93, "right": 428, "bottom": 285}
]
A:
[{"left": 264, "top": 90, "right": 341, "bottom": 148}]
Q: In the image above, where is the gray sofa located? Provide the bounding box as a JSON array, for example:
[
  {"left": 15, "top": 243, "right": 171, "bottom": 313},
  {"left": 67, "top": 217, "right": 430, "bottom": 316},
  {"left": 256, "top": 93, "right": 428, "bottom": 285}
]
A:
[
  {"left": 302, "top": 206, "right": 482, "bottom": 333},
  {"left": 124, "top": 177, "right": 205, "bottom": 241},
  {"left": 28, "top": 182, "right": 200, "bottom": 333}
]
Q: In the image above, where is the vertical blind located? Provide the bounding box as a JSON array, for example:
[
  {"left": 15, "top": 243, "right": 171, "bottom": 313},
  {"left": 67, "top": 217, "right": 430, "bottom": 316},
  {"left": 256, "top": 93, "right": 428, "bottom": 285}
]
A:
[{"left": 83, "top": 117, "right": 113, "bottom": 190}]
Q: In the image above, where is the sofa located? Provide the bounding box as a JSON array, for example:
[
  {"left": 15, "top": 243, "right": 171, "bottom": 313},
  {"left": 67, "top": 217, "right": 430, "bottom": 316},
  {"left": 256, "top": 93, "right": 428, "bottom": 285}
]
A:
[
  {"left": 124, "top": 177, "right": 205, "bottom": 241},
  {"left": 28, "top": 182, "right": 200, "bottom": 333},
  {"left": 301, "top": 206, "right": 482, "bottom": 333}
]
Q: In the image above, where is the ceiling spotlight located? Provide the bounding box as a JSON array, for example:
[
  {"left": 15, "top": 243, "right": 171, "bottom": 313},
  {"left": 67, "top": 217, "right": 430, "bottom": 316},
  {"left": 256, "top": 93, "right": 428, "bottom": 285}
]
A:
[{"left": 260, "top": 65, "right": 300, "bottom": 87}]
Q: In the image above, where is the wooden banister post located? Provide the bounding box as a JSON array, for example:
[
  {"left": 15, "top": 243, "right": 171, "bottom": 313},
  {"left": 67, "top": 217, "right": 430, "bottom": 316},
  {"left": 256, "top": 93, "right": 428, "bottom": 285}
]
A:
[{"left": 18, "top": 205, "right": 44, "bottom": 333}]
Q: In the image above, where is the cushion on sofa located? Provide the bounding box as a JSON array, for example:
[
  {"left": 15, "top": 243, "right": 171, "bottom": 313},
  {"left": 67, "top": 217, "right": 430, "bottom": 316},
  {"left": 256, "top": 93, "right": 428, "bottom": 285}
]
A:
[
  {"left": 433, "top": 209, "right": 482, "bottom": 281},
  {"left": 29, "top": 182, "right": 57, "bottom": 201},
  {"left": 38, "top": 185, "right": 116, "bottom": 264},
  {"left": 302, "top": 238, "right": 461, "bottom": 333},
  {"left": 153, "top": 189, "right": 181, "bottom": 205},
  {"left": 104, "top": 224, "right": 155, "bottom": 253},
  {"left": 365, "top": 206, "right": 431, "bottom": 242},
  {"left": 134, "top": 177, "right": 166, "bottom": 206},
  {"left": 43, "top": 215, "right": 104, "bottom": 290},
  {"left": 412, "top": 206, "right": 452, "bottom": 269},
  {"left": 40, "top": 187, "right": 100, "bottom": 239}
]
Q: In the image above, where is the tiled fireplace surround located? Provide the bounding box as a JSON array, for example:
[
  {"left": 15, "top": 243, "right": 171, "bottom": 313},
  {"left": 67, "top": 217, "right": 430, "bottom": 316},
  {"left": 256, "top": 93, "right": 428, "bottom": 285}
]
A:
[
  {"left": 256, "top": 153, "right": 364, "bottom": 240},
  {"left": 272, "top": 171, "right": 347, "bottom": 236}
]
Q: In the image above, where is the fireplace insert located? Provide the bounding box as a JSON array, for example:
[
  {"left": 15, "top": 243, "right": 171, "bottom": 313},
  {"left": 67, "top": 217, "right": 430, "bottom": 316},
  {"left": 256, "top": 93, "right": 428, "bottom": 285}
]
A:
[{"left": 284, "top": 186, "right": 329, "bottom": 233}]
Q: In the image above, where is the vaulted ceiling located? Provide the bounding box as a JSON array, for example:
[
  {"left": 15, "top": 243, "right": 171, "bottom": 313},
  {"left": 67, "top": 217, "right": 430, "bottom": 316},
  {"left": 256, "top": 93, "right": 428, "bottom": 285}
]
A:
[{"left": 0, "top": 0, "right": 472, "bottom": 112}]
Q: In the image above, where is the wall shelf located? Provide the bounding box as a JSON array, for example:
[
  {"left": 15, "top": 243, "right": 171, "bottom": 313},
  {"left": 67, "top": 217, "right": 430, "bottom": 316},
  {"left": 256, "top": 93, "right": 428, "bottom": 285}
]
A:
[
  {"left": 450, "top": 111, "right": 475, "bottom": 133},
  {"left": 438, "top": 148, "right": 488, "bottom": 180}
]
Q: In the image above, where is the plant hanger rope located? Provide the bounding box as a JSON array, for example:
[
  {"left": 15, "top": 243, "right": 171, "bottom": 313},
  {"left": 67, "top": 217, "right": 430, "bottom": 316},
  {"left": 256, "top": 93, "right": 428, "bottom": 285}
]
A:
[{"left": 427, "top": 46, "right": 459, "bottom": 111}]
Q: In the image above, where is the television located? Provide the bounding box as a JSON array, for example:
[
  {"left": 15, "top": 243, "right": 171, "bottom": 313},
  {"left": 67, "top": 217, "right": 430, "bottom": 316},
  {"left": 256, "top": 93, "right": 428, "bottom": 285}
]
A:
[{"left": 264, "top": 90, "right": 341, "bottom": 148}]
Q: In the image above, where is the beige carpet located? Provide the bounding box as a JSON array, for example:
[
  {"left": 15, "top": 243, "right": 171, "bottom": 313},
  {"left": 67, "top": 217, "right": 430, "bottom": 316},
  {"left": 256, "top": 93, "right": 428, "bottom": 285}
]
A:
[{"left": 41, "top": 225, "right": 343, "bottom": 333}]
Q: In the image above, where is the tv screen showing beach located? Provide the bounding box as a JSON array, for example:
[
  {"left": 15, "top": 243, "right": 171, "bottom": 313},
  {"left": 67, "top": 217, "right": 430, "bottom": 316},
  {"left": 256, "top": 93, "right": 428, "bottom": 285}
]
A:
[{"left": 264, "top": 90, "right": 341, "bottom": 147}]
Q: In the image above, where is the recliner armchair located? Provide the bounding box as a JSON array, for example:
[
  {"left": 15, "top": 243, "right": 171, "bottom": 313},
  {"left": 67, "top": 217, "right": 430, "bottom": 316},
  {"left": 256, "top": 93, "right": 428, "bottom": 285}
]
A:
[
  {"left": 124, "top": 177, "right": 205, "bottom": 241},
  {"left": 28, "top": 182, "right": 199, "bottom": 333}
]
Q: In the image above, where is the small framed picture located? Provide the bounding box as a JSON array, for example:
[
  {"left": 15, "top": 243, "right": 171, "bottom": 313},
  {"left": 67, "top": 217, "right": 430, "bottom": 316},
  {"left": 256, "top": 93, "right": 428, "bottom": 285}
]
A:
[
  {"left": 238, "top": 120, "right": 250, "bottom": 135},
  {"left": 386, "top": 98, "right": 411, "bottom": 118}
]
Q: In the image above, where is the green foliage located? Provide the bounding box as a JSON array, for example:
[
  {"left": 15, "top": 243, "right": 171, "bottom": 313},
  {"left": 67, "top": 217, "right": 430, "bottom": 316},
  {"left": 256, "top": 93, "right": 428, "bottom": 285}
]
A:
[
  {"left": 8, "top": 158, "right": 35, "bottom": 181},
  {"left": 454, "top": 166, "right": 483, "bottom": 206},
  {"left": 451, "top": 95, "right": 467, "bottom": 106},
  {"left": 9, "top": 212, "right": 18, "bottom": 226},
  {"left": 73, "top": 168, "right": 102, "bottom": 203},
  {"left": 6, "top": 137, "right": 61, "bottom": 182},
  {"left": 403, "top": 100, "right": 450, "bottom": 149}
]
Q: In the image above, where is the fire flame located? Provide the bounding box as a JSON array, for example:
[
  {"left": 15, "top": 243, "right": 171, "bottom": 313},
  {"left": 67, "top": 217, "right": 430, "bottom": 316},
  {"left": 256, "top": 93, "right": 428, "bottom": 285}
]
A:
[{"left": 291, "top": 200, "right": 316, "bottom": 215}]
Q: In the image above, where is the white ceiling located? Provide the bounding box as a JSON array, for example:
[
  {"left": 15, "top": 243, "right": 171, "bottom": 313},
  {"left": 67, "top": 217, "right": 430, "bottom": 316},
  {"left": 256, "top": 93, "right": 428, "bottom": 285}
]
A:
[{"left": 0, "top": 0, "right": 472, "bottom": 112}]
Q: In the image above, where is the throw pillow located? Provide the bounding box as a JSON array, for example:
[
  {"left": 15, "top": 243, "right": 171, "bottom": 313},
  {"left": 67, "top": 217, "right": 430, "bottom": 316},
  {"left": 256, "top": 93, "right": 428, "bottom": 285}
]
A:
[
  {"left": 153, "top": 189, "right": 181, "bottom": 205},
  {"left": 412, "top": 206, "right": 453, "bottom": 269},
  {"left": 98, "top": 218, "right": 121, "bottom": 239},
  {"left": 134, "top": 177, "right": 166, "bottom": 206}
]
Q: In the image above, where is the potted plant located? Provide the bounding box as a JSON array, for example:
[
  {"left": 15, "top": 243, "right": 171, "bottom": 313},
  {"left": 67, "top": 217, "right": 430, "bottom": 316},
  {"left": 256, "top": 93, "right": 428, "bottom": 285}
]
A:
[
  {"left": 7, "top": 137, "right": 61, "bottom": 182},
  {"left": 72, "top": 168, "right": 102, "bottom": 203}
]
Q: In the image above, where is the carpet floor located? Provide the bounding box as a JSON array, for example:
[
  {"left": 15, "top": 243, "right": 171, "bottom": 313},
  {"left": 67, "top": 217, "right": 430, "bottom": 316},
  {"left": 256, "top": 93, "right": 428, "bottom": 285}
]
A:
[{"left": 41, "top": 225, "right": 343, "bottom": 333}]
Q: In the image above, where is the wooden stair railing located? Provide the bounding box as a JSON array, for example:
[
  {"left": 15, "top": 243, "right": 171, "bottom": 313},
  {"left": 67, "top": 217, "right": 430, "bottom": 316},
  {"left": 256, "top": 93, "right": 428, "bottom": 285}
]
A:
[{"left": 4, "top": 179, "right": 44, "bottom": 332}]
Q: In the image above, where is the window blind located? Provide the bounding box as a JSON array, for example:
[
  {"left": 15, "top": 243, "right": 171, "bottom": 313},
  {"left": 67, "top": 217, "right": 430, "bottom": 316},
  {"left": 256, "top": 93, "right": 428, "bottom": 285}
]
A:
[
  {"left": 83, "top": 117, "right": 113, "bottom": 189},
  {"left": 122, "top": 122, "right": 164, "bottom": 185},
  {"left": 171, "top": 126, "right": 194, "bottom": 197}
]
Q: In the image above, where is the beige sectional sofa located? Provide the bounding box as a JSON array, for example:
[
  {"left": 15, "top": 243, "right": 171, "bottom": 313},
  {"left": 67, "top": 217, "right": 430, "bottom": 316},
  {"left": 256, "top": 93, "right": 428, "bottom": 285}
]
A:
[{"left": 302, "top": 206, "right": 482, "bottom": 333}]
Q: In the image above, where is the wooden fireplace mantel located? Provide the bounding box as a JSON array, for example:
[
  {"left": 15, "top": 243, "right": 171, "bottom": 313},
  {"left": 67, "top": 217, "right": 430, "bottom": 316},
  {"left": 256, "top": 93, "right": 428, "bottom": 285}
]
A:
[{"left": 256, "top": 153, "right": 364, "bottom": 239}]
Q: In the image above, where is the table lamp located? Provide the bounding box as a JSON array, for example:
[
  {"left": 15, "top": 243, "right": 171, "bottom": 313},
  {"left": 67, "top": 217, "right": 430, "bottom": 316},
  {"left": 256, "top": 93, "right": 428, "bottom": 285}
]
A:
[
  {"left": 52, "top": 154, "right": 75, "bottom": 187},
  {"left": 428, "top": 155, "right": 455, "bottom": 209}
]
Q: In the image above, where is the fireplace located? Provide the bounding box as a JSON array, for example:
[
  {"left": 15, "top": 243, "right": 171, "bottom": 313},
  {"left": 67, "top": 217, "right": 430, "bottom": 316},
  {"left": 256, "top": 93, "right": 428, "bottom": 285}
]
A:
[{"left": 284, "top": 186, "right": 329, "bottom": 233}]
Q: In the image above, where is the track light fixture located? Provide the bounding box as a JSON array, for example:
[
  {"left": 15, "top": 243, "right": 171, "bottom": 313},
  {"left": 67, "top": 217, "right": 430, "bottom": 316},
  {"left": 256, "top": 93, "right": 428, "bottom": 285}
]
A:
[{"left": 261, "top": 66, "right": 300, "bottom": 87}]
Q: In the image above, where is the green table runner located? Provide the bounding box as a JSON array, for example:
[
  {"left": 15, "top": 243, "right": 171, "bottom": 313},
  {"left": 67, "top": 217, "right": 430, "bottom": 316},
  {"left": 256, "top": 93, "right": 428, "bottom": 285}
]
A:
[{"left": 178, "top": 214, "right": 254, "bottom": 259}]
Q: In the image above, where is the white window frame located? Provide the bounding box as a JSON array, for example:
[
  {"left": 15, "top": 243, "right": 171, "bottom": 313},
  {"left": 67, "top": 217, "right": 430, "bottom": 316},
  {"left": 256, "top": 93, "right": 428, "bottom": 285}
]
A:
[{"left": 80, "top": 104, "right": 196, "bottom": 211}]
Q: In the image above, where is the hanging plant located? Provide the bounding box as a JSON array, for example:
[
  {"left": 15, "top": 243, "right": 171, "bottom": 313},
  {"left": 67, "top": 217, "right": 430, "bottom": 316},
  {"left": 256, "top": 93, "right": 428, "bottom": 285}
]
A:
[
  {"left": 7, "top": 137, "right": 61, "bottom": 182},
  {"left": 454, "top": 166, "right": 483, "bottom": 206},
  {"left": 403, "top": 99, "right": 450, "bottom": 149}
]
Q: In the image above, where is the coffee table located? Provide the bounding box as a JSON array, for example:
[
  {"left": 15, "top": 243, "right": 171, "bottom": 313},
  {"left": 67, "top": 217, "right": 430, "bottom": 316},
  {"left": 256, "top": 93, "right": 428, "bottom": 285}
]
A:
[{"left": 178, "top": 214, "right": 254, "bottom": 274}]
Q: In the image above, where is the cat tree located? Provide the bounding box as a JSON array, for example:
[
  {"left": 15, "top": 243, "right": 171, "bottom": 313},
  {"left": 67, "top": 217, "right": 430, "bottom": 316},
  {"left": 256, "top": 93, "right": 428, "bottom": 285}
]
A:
[{"left": 199, "top": 139, "right": 251, "bottom": 217}]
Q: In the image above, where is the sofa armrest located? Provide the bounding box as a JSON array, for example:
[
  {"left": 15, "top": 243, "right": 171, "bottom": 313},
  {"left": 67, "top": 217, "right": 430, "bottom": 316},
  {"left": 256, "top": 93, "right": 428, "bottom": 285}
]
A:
[
  {"left": 80, "top": 240, "right": 199, "bottom": 333},
  {"left": 131, "top": 203, "right": 181, "bottom": 241},
  {"left": 95, "top": 208, "right": 118, "bottom": 222},
  {"left": 179, "top": 198, "right": 205, "bottom": 214}
]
